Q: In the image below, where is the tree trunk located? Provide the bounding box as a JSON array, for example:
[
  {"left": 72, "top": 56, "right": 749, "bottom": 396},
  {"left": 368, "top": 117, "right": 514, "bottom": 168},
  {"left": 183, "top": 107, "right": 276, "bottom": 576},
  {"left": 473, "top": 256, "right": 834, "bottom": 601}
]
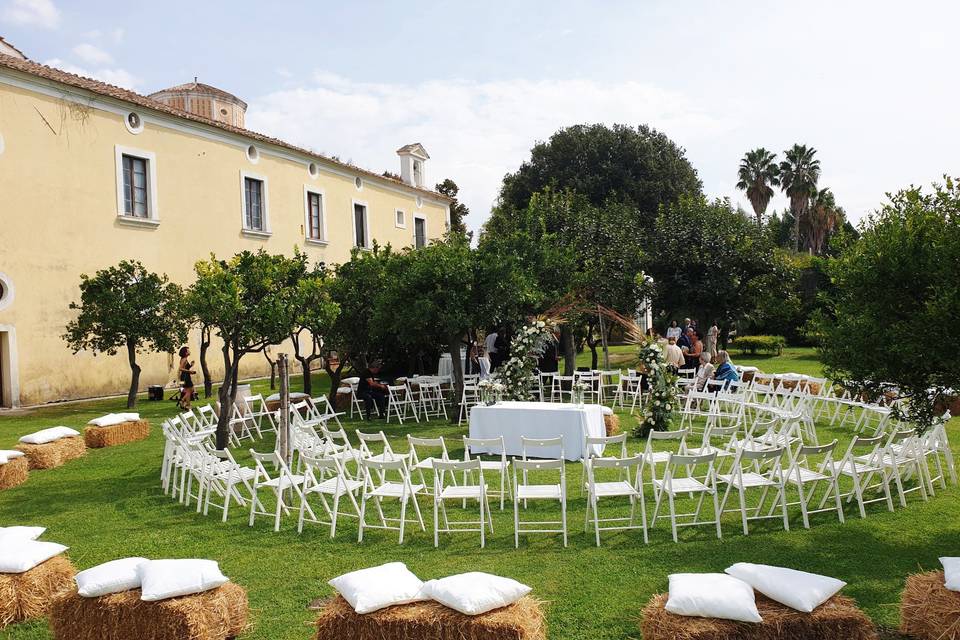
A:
[
  {"left": 264, "top": 351, "right": 277, "bottom": 390},
  {"left": 325, "top": 356, "right": 347, "bottom": 400},
  {"left": 199, "top": 325, "right": 213, "bottom": 398},
  {"left": 448, "top": 332, "right": 464, "bottom": 421},
  {"left": 298, "top": 356, "right": 316, "bottom": 396},
  {"left": 560, "top": 325, "right": 576, "bottom": 375},
  {"left": 215, "top": 343, "right": 235, "bottom": 451},
  {"left": 125, "top": 340, "right": 140, "bottom": 409}
]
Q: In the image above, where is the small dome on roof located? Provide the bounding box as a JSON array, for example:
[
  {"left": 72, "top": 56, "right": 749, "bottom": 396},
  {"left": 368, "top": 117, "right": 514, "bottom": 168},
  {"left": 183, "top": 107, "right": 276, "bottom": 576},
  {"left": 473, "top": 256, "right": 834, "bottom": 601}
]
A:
[{"left": 148, "top": 78, "right": 247, "bottom": 128}]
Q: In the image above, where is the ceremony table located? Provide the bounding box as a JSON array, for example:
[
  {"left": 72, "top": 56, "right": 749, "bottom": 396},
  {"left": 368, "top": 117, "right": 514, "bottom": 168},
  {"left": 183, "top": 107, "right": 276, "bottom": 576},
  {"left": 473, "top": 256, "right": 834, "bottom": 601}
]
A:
[{"left": 468, "top": 401, "right": 606, "bottom": 461}]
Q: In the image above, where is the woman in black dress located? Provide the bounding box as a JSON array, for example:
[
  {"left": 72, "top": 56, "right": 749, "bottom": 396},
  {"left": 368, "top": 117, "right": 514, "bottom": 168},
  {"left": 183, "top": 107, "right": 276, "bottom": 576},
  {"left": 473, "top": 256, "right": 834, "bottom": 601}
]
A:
[{"left": 178, "top": 346, "right": 196, "bottom": 410}]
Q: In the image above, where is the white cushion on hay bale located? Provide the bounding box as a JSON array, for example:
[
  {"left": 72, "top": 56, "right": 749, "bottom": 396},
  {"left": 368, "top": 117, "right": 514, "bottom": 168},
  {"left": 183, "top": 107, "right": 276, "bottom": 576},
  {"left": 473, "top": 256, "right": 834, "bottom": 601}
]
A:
[
  {"left": 725, "top": 563, "right": 846, "bottom": 613},
  {"left": 18, "top": 427, "right": 80, "bottom": 445},
  {"left": 75, "top": 557, "right": 148, "bottom": 598},
  {"left": 664, "top": 573, "right": 762, "bottom": 623},
  {"left": 328, "top": 562, "right": 426, "bottom": 614},
  {"left": 941, "top": 556, "right": 960, "bottom": 591},
  {"left": 420, "top": 572, "right": 531, "bottom": 616},
  {"left": 138, "top": 559, "right": 230, "bottom": 601}
]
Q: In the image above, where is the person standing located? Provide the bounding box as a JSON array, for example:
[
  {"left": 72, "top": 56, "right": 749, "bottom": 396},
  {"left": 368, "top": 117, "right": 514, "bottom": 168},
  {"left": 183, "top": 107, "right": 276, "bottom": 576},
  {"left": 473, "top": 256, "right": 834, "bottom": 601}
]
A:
[
  {"left": 706, "top": 321, "right": 719, "bottom": 360},
  {"left": 665, "top": 320, "right": 681, "bottom": 341},
  {"left": 664, "top": 337, "right": 685, "bottom": 372},
  {"left": 484, "top": 328, "right": 499, "bottom": 370},
  {"left": 684, "top": 330, "right": 703, "bottom": 370},
  {"left": 177, "top": 346, "right": 196, "bottom": 410}
]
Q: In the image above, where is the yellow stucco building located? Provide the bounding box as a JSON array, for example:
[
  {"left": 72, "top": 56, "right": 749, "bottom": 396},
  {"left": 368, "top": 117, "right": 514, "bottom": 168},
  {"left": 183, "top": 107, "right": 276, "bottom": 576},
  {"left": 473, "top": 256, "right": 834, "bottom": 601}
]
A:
[{"left": 0, "top": 53, "right": 451, "bottom": 407}]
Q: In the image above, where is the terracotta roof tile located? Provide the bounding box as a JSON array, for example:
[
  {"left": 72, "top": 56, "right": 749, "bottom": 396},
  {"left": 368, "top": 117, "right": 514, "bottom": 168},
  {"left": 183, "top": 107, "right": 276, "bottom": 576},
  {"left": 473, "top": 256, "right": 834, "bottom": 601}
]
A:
[
  {"left": 149, "top": 81, "right": 248, "bottom": 109},
  {"left": 0, "top": 56, "right": 451, "bottom": 202}
]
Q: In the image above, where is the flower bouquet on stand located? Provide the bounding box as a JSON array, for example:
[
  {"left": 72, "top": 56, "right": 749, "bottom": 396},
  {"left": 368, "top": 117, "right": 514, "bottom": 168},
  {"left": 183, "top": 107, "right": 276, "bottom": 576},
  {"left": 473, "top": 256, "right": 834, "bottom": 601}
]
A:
[{"left": 633, "top": 339, "right": 678, "bottom": 438}]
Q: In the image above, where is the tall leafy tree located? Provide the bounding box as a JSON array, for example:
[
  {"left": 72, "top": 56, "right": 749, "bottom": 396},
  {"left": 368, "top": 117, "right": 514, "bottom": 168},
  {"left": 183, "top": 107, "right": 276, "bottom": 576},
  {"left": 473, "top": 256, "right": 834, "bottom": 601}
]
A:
[
  {"left": 804, "top": 187, "right": 840, "bottom": 255},
  {"left": 289, "top": 264, "right": 340, "bottom": 396},
  {"left": 496, "top": 123, "right": 702, "bottom": 228},
  {"left": 736, "top": 148, "right": 780, "bottom": 227},
  {"left": 779, "top": 144, "right": 821, "bottom": 252},
  {"left": 184, "top": 250, "right": 306, "bottom": 449},
  {"left": 815, "top": 177, "right": 960, "bottom": 430},
  {"left": 63, "top": 260, "right": 188, "bottom": 408},
  {"left": 435, "top": 178, "right": 470, "bottom": 239},
  {"left": 641, "top": 196, "right": 795, "bottom": 338}
]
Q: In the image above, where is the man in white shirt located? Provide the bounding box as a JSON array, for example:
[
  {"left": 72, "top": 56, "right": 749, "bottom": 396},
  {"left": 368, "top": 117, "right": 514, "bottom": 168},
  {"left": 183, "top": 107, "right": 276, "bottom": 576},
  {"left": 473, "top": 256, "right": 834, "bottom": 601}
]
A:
[{"left": 484, "top": 329, "right": 499, "bottom": 369}]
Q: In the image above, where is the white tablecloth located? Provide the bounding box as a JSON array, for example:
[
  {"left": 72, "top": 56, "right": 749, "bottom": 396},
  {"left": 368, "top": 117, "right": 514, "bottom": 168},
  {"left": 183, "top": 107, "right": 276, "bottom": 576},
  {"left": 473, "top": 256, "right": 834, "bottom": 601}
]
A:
[{"left": 468, "top": 401, "right": 606, "bottom": 461}]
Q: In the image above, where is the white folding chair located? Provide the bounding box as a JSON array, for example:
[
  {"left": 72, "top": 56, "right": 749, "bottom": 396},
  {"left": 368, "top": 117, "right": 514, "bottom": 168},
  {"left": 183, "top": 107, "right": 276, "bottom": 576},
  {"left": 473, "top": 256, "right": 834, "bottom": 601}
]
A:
[
  {"left": 580, "top": 433, "right": 629, "bottom": 495},
  {"left": 828, "top": 433, "right": 895, "bottom": 518},
  {"left": 248, "top": 450, "right": 307, "bottom": 532},
  {"left": 297, "top": 453, "right": 363, "bottom": 537},
  {"left": 432, "top": 459, "right": 492, "bottom": 548},
  {"left": 357, "top": 457, "right": 425, "bottom": 544},
  {"left": 641, "top": 429, "right": 689, "bottom": 487},
  {"left": 650, "top": 451, "right": 722, "bottom": 542},
  {"left": 584, "top": 454, "right": 647, "bottom": 546},
  {"left": 520, "top": 436, "right": 564, "bottom": 508},
  {"left": 551, "top": 375, "right": 575, "bottom": 403},
  {"left": 310, "top": 394, "right": 345, "bottom": 429},
  {"left": 463, "top": 436, "right": 512, "bottom": 510},
  {"left": 385, "top": 384, "right": 419, "bottom": 424},
  {"left": 575, "top": 372, "right": 601, "bottom": 404},
  {"left": 861, "top": 429, "right": 930, "bottom": 507},
  {"left": 415, "top": 380, "right": 448, "bottom": 421},
  {"left": 718, "top": 446, "right": 790, "bottom": 535},
  {"left": 779, "top": 440, "right": 844, "bottom": 528},
  {"left": 513, "top": 458, "right": 567, "bottom": 547},
  {"left": 243, "top": 393, "right": 277, "bottom": 436},
  {"left": 458, "top": 379, "right": 481, "bottom": 425},
  {"left": 201, "top": 448, "right": 257, "bottom": 522},
  {"left": 613, "top": 373, "right": 643, "bottom": 413},
  {"left": 599, "top": 370, "right": 621, "bottom": 404},
  {"left": 920, "top": 413, "right": 957, "bottom": 489},
  {"left": 355, "top": 429, "right": 398, "bottom": 464},
  {"left": 407, "top": 435, "right": 456, "bottom": 496},
  {"left": 538, "top": 372, "right": 556, "bottom": 402}
]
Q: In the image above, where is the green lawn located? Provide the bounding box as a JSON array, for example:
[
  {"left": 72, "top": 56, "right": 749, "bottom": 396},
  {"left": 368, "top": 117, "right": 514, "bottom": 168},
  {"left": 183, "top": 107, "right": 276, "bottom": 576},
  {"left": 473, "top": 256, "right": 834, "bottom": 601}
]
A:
[{"left": 0, "top": 349, "right": 956, "bottom": 639}]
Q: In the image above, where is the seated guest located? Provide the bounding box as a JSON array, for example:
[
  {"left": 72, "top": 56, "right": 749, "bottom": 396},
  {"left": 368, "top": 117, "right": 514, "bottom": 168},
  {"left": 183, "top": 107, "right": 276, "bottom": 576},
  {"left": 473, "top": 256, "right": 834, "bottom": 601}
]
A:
[
  {"left": 664, "top": 337, "right": 685, "bottom": 371},
  {"left": 694, "top": 351, "right": 714, "bottom": 391},
  {"left": 358, "top": 360, "right": 388, "bottom": 420},
  {"left": 683, "top": 330, "right": 703, "bottom": 370},
  {"left": 713, "top": 350, "right": 740, "bottom": 386}
]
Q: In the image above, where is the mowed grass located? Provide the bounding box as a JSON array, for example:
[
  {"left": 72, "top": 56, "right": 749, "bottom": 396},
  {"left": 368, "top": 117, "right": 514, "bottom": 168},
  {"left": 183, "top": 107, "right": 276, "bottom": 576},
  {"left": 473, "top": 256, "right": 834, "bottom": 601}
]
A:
[{"left": 0, "top": 348, "right": 957, "bottom": 640}]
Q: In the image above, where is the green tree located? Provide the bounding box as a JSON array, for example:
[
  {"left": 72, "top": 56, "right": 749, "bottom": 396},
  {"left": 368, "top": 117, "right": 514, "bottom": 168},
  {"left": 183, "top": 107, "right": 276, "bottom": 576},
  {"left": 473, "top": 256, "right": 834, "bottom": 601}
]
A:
[
  {"left": 736, "top": 148, "right": 780, "bottom": 227},
  {"left": 184, "top": 250, "right": 306, "bottom": 449},
  {"left": 289, "top": 264, "right": 340, "bottom": 396},
  {"left": 435, "top": 178, "right": 470, "bottom": 239},
  {"left": 642, "top": 196, "right": 795, "bottom": 339},
  {"left": 780, "top": 144, "right": 821, "bottom": 252},
  {"left": 804, "top": 187, "right": 840, "bottom": 255},
  {"left": 815, "top": 178, "right": 960, "bottom": 430},
  {"left": 63, "top": 260, "right": 188, "bottom": 409},
  {"left": 323, "top": 246, "right": 394, "bottom": 397},
  {"left": 497, "top": 123, "right": 702, "bottom": 226}
]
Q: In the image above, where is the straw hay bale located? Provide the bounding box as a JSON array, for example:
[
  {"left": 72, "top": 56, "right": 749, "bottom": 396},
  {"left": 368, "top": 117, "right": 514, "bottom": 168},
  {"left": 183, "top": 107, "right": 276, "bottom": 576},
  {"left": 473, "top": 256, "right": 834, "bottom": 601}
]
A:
[
  {"left": 83, "top": 419, "right": 150, "bottom": 448},
  {"left": 314, "top": 594, "right": 547, "bottom": 640},
  {"left": 48, "top": 582, "right": 249, "bottom": 640},
  {"left": 0, "top": 555, "right": 76, "bottom": 629},
  {"left": 900, "top": 570, "right": 960, "bottom": 640},
  {"left": 0, "top": 456, "right": 28, "bottom": 490},
  {"left": 15, "top": 437, "right": 86, "bottom": 470},
  {"left": 604, "top": 414, "right": 621, "bottom": 436},
  {"left": 640, "top": 592, "right": 877, "bottom": 640}
]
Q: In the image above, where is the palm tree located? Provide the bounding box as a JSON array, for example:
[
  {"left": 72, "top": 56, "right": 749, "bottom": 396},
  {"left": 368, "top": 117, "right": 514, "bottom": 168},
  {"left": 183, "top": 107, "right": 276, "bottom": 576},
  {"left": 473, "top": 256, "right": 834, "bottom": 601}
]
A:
[
  {"left": 779, "top": 144, "right": 821, "bottom": 252},
  {"left": 736, "top": 148, "right": 780, "bottom": 227},
  {"left": 805, "top": 187, "right": 839, "bottom": 255}
]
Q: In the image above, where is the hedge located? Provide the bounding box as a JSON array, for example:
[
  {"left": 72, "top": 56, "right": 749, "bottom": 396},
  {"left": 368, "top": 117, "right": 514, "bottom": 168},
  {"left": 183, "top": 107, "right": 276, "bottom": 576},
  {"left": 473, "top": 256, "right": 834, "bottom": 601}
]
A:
[{"left": 731, "top": 335, "right": 786, "bottom": 355}]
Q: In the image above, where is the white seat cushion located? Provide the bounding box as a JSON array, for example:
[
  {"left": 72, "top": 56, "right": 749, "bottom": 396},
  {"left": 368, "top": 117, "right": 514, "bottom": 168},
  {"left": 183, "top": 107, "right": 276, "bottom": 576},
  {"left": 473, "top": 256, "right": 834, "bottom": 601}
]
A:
[
  {"left": 89, "top": 413, "right": 139, "bottom": 427},
  {"left": 76, "top": 557, "right": 148, "bottom": 597},
  {"left": 19, "top": 426, "right": 80, "bottom": 445},
  {"left": 309, "top": 477, "right": 363, "bottom": 496},
  {"left": 718, "top": 472, "right": 778, "bottom": 488},
  {"left": 725, "top": 563, "right": 846, "bottom": 612},
  {"left": 941, "top": 557, "right": 960, "bottom": 591},
  {"left": 0, "top": 450, "right": 25, "bottom": 464},
  {"left": 262, "top": 475, "right": 304, "bottom": 490},
  {"left": 591, "top": 481, "right": 638, "bottom": 497},
  {"left": 665, "top": 573, "right": 762, "bottom": 623},
  {"left": 439, "top": 485, "right": 486, "bottom": 500},
  {"left": 653, "top": 477, "right": 712, "bottom": 494},
  {"left": 138, "top": 559, "right": 229, "bottom": 601},
  {"left": 0, "top": 525, "right": 45, "bottom": 543},
  {"left": 479, "top": 460, "right": 509, "bottom": 471},
  {"left": 370, "top": 482, "right": 424, "bottom": 498},
  {"left": 420, "top": 572, "right": 531, "bottom": 616},
  {"left": 0, "top": 540, "right": 69, "bottom": 573},
  {"left": 329, "top": 562, "right": 426, "bottom": 614}
]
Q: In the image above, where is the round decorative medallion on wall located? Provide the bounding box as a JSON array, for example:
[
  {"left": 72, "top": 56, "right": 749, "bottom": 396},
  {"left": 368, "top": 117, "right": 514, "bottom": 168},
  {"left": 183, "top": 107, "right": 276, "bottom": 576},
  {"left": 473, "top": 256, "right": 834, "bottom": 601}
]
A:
[
  {"left": 246, "top": 145, "right": 260, "bottom": 163},
  {"left": 124, "top": 112, "right": 144, "bottom": 134},
  {"left": 308, "top": 162, "right": 319, "bottom": 179},
  {"left": 355, "top": 176, "right": 363, "bottom": 190},
  {"left": 0, "top": 272, "right": 14, "bottom": 311}
]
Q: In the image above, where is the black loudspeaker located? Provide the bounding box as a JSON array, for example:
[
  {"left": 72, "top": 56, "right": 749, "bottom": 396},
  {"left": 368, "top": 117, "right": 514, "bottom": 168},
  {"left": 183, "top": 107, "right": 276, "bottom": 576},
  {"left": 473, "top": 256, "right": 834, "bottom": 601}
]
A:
[{"left": 147, "top": 385, "right": 164, "bottom": 401}]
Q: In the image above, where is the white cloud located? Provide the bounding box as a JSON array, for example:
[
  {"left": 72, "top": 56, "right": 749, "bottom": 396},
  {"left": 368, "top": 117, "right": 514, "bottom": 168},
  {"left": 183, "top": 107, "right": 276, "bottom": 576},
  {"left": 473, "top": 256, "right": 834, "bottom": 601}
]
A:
[
  {"left": 43, "top": 57, "right": 140, "bottom": 90},
  {"left": 72, "top": 42, "right": 112, "bottom": 65},
  {"left": 0, "top": 0, "right": 60, "bottom": 29},
  {"left": 246, "top": 74, "right": 737, "bottom": 235}
]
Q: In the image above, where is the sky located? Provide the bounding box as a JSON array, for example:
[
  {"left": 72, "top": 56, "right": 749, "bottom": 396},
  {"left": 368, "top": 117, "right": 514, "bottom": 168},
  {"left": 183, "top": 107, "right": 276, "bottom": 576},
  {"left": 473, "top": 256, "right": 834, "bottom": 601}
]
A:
[{"left": 2, "top": 0, "right": 958, "bottom": 235}]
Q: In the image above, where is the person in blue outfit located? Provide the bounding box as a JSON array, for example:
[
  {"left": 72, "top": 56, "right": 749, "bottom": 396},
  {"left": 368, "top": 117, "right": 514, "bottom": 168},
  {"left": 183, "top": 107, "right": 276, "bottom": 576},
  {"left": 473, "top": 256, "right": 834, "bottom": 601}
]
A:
[{"left": 713, "top": 350, "right": 740, "bottom": 387}]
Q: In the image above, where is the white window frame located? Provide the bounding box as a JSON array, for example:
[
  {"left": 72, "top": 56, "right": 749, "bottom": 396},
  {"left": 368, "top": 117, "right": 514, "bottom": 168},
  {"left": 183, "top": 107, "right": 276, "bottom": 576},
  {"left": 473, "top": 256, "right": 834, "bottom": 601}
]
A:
[
  {"left": 240, "top": 170, "right": 271, "bottom": 238},
  {"left": 352, "top": 199, "right": 371, "bottom": 250},
  {"left": 395, "top": 208, "right": 406, "bottom": 229},
  {"left": 303, "top": 185, "right": 328, "bottom": 245},
  {"left": 114, "top": 145, "right": 159, "bottom": 227},
  {"left": 413, "top": 214, "right": 428, "bottom": 249}
]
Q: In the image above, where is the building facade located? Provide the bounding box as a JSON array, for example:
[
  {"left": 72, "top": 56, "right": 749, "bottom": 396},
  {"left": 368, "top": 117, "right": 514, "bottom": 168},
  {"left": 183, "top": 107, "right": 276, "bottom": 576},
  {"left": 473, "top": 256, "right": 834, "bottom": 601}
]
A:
[{"left": 0, "top": 54, "right": 451, "bottom": 407}]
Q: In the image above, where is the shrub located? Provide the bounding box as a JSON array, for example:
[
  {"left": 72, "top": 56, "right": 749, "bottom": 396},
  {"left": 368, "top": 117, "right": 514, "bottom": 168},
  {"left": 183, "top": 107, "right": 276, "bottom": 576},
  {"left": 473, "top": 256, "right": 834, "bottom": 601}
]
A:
[{"left": 731, "top": 335, "right": 785, "bottom": 355}]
